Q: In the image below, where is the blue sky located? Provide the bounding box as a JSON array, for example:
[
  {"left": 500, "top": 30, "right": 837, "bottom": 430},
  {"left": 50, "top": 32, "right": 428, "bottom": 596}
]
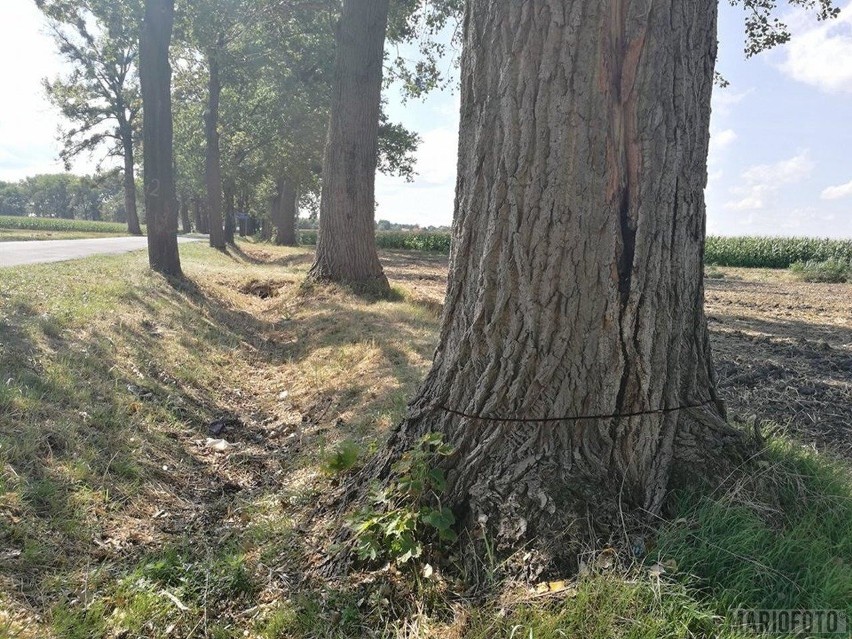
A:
[{"left": 1, "top": 1, "right": 850, "bottom": 237}]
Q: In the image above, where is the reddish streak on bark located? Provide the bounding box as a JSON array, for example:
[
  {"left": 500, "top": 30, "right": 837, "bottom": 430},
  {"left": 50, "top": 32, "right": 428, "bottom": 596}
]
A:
[{"left": 357, "top": 0, "right": 744, "bottom": 565}]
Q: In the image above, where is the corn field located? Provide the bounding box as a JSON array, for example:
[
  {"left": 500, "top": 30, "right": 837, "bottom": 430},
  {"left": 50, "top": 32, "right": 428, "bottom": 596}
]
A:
[
  {"left": 300, "top": 231, "right": 852, "bottom": 267},
  {"left": 0, "top": 215, "right": 129, "bottom": 234},
  {"left": 705, "top": 236, "right": 852, "bottom": 268},
  {"left": 299, "top": 230, "right": 452, "bottom": 253}
]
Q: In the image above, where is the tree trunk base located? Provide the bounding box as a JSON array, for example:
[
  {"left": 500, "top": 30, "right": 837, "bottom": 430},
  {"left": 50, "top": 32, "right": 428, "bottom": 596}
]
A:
[
  {"left": 306, "top": 266, "right": 391, "bottom": 299},
  {"left": 316, "top": 407, "right": 754, "bottom": 582}
]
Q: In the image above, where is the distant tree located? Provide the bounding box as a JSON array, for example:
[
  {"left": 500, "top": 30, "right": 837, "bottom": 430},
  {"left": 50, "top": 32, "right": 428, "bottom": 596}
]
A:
[
  {"left": 37, "top": 0, "right": 144, "bottom": 235},
  {"left": 181, "top": 0, "right": 257, "bottom": 249},
  {"left": 171, "top": 43, "right": 208, "bottom": 233},
  {"left": 24, "top": 174, "right": 78, "bottom": 218},
  {"left": 309, "top": 0, "right": 456, "bottom": 292},
  {"left": 93, "top": 169, "right": 132, "bottom": 222},
  {"left": 140, "top": 0, "right": 181, "bottom": 276},
  {"left": 308, "top": 0, "right": 393, "bottom": 293},
  {"left": 67, "top": 176, "right": 103, "bottom": 220},
  {"left": 0, "top": 182, "right": 28, "bottom": 217}
]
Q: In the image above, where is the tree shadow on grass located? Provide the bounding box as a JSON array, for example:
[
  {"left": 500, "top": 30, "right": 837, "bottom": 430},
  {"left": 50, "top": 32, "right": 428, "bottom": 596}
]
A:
[
  {"left": 224, "top": 241, "right": 316, "bottom": 269},
  {"left": 0, "top": 263, "right": 444, "bottom": 630}
]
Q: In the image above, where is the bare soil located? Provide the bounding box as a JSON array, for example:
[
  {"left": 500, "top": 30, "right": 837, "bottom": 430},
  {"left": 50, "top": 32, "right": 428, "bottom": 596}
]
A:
[{"left": 706, "top": 270, "right": 852, "bottom": 459}]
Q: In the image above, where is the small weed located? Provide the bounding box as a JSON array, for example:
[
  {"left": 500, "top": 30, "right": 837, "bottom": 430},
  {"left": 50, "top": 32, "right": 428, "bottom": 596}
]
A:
[
  {"left": 349, "top": 433, "right": 457, "bottom": 565},
  {"left": 22, "top": 476, "right": 67, "bottom": 517},
  {"left": 705, "top": 264, "right": 725, "bottom": 279},
  {"left": 324, "top": 439, "right": 362, "bottom": 474},
  {"left": 51, "top": 600, "right": 110, "bottom": 639}
]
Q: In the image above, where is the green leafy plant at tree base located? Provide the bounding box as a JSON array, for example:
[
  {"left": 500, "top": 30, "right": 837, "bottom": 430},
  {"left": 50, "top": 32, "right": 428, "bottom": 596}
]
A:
[
  {"left": 348, "top": 433, "right": 457, "bottom": 565},
  {"left": 324, "top": 439, "right": 362, "bottom": 475}
]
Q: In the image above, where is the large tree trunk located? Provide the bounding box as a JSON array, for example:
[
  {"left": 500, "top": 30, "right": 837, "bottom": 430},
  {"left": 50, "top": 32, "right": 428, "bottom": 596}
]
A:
[
  {"left": 121, "top": 127, "right": 142, "bottom": 236},
  {"left": 140, "top": 0, "right": 181, "bottom": 277},
  {"left": 307, "top": 0, "right": 389, "bottom": 294},
  {"left": 205, "top": 44, "right": 226, "bottom": 249},
  {"left": 272, "top": 177, "right": 298, "bottom": 246},
  {"left": 378, "top": 0, "right": 745, "bottom": 561}
]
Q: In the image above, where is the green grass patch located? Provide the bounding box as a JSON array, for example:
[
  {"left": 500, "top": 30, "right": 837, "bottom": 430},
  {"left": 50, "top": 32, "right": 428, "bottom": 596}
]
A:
[
  {"left": 789, "top": 258, "right": 851, "bottom": 283},
  {"left": 0, "top": 228, "right": 129, "bottom": 242},
  {"left": 656, "top": 440, "right": 852, "bottom": 617}
]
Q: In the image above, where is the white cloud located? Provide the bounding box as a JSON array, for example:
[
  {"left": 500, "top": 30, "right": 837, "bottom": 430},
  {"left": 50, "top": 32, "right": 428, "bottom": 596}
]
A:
[
  {"left": 726, "top": 152, "right": 815, "bottom": 211},
  {"left": 376, "top": 126, "right": 458, "bottom": 227},
  {"left": 821, "top": 178, "right": 852, "bottom": 200},
  {"left": 710, "top": 128, "right": 737, "bottom": 153},
  {"left": 711, "top": 87, "right": 753, "bottom": 117},
  {"left": 415, "top": 127, "right": 459, "bottom": 185},
  {"left": 778, "top": 5, "right": 852, "bottom": 93},
  {"left": 0, "top": 2, "right": 107, "bottom": 180}
]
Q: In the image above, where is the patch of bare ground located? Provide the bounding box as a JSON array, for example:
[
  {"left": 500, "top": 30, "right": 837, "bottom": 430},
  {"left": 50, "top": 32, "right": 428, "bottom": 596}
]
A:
[{"left": 704, "top": 269, "right": 852, "bottom": 459}]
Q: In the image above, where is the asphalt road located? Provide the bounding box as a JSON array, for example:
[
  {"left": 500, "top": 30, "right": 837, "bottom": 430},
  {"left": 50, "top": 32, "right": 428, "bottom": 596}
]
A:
[{"left": 0, "top": 236, "right": 201, "bottom": 268}]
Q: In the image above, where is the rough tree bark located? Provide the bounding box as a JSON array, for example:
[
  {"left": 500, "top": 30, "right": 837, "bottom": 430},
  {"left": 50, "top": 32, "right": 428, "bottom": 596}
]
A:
[
  {"left": 140, "top": 0, "right": 181, "bottom": 277},
  {"left": 120, "top": 123, "right": 142, "bottom": 236},
  {"left": 271, "top": 177, "right": 298, "bottom": 246},
  {"left": 307, "top": 0, "right": 389, "bottom": 294},
  {"left": 377, "top": 0, "right": 746, "bottom": 562},
  {"left": 205, "top": 42, "right": 226, "bottom": 249}
]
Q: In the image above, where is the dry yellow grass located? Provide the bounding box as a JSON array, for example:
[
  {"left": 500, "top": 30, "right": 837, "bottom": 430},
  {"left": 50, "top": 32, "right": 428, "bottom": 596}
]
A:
[{"left": 0, "top": 240, "right": 443, "bottom": 637}]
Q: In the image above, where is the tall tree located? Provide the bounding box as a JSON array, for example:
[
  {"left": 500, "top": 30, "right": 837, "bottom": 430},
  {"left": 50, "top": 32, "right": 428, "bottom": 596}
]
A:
[
  {"left": 307, "top": 0, "right": 392, "bottom": 293},
  {"left": 204, "top": 36, "right": 227, "bottom": 248},
  {"left": 37, "top": 0, "right": 144, "bottom": 235},
  {"left": 182, "top": 0, "right": 255, "bottom": 248},
  {"left": 140, "top": 0, "right": 181, "bottom": 276},
  {"left": 362, "top": 0, "right": 840, "bottom": 566},
  {"left": 172, "top": 43, "right": 208, "bottom": 233}
]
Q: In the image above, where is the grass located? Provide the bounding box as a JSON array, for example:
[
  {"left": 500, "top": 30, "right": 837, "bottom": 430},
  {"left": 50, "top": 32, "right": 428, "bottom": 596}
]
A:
[
  {"left": 789, "top": 258, "right": 851, "bottom": 283},
  {"left": 1, "top": 240, "right": 851, "bottom": 637},
  {"left": 0, "top": 215, "right": 132, "bottom": 234},
  {"left": 0, "top": 241, "right": 437, "bottom": 637}
]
